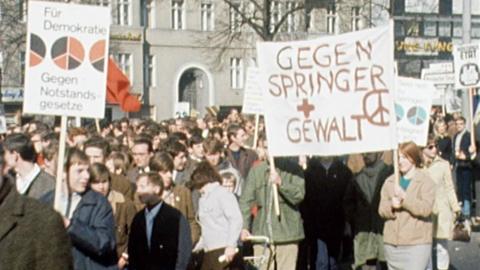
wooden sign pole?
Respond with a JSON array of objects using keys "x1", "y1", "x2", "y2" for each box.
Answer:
[
  {"x1": 252, "y1": 114, "x2": 260, "y2": 149},
  {"x1": 53, "y1": 115, "x2": 68, "y2": 212},
  {"x1": 268, "y1": 155, "x2": 281, "y2": 217}
]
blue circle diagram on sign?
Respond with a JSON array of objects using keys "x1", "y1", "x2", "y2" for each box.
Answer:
[
  {"x1": 395, "y1": 103, "x2": 404, "y2": 122},
  {"x1": 407, "y1": 106, "x2": 427, "y2": 125}
]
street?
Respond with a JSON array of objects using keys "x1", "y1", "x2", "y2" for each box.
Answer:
[{"x1": 448, "y1": 231, "x2": 480, "y2": 270}]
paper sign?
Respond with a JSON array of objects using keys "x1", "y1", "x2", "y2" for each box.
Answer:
[
  {"x1": 24, "y1": 1, "x2": 110, "y2": 118},
  {"x1": 395, "y1": 77, "x2": 435, "y2": 146},
  {"x1": 453, "y1": 43, "x2": 480, "y2": 90},
  {"x1": 242, "y1": 67, "x2": 264, "y2": 115},
  {"x1": 174, "y1": 102, "x2": 190, "y2": 118},
  {"x1": 257, "y1": 23, "x2": 397, "y2": 157}
]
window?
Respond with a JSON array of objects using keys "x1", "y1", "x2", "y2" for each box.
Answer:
[
  {"x1": 145, "y1": 55, "x2": 155, "y2": 87},
  {"x1": 115, "y1": 0, "x2": 131, "y2": 25},
  {"x1": 395, "y1": 21, "x2": 405, "y2": 36},
  {"x1": 326, "y1": 4, "x2": 336, "y2": 34},
  {"x1": 423, "y1": 21, "x2": 437, "y2": 37},
  {"x1": 229, "y1": 2, "x2": 242, "y2": 32},
  {"x1": 172, "y1": 0, "x2": 185, "y2": 30},
  {"x1": 19, "y1": 0, "x2": 27, "y2": 22},
  {"x1": 114, "y1": 54, "x2": 133, "y2": 84},
  {"x1": 351, "y1": 7, "x2": 361, "y2": 31},
  {"x1": 269, "y1": 1, "x2": 282, "y2": 33},
  {"x1": 20, "y1": 51, "x2": 25, "y2": 84},
  {"x1": 201, "y1": 2, "x2": 214, "y2": 31},
  {"x1": 286, "y1": 1, "x2": 298, "y2": 33},
  {"x1": 472, "y1": 23, "x2": 480, "y2": 38},
  {"x1": 438, "y1": 21, "x2": 451, "y2": 37},
  {"x1": 96, "y1": 0, "x2": 110, "y2": 6},
  {"x1": 453, "y1": 22, "x2": 463, "y2": 38},
  {"x1": 143, "y1": 0, "x2": 156, "y2": 28},
  {"x1": 230, "y1": 58, "x2": 244, "y2": 89}
]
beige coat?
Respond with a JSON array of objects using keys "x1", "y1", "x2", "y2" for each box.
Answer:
[
  {"x1": 379, "y1": 169, "x2": 435, "y2": 246},
  {"x1": 425, "y1": 156, "x2": 461, "y2": 239}
]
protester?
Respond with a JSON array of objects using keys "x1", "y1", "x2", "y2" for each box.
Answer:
[
  {"x1": 149, "y1": 151, "x2": 200, "y2": 244},
  {"x1": 379, "y1": 142, "x2": 435, "y2": 270},
  {"x1": 225, "y1": 124, "x2": 258, "y2": 179},
  {"x1": 85, "y1": 137, "x2": 134, "y2": 199},
  {"x1": 191, "y1": 161, "x2": 243, "y2": 270},
  {"x1": 43, "y1": 142, "x2": 59, "y2": 177},
  {"x1": 0, "y1": 142, "x2": 74, "y2": 269},
  {"x1": 452, "y1": 116, "x2": 475, "y2": 218},
  {"x1": 240, "y1": 156, "x2": 305, "y2": 270},
  {"x1": 204, "y1": 138, "x2": 243, "y2": 196},
  {"x1": 89, "y1": 163, "x2": 137, "y2": 269},
  {"x1": 422, "y1": 135, "x2": 461, "y2": 270},
  {"x1": 4, "y1": 133, "x2": 55, "y2": 199},
  {"x1": 166, "y1": 140, "x2": 191, "y2": 185},
  {"x1": 300, "y1": 156, "x2": 352, "y2": 270},
  {"x1": 343, "y1": 152, "x2": 392, "y2": 270},
  {"x1": 128, "y1": 172, "x2": 192, "y2": 270},
  {"x1": 433, "y1": 119, "x2": 452, "y2": 163},
  {"x1": 67, "y1": 127, "x2": 88, "y2": 149},
  {"x1": 43, "y1": 148, "x2": 118, "y2": 270},
  {"x1": 126, "y1": 136, "x2": 154, "y2": 184}
]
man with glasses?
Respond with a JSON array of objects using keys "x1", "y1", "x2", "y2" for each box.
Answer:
[
  {"x1": 452, "y1": 116, "x2": 475, "y2": 219},
  {"x1": 127, "y1": 136, "x2": 154, "y2": 185}
]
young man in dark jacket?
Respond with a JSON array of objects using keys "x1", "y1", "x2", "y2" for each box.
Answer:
[
  {"x1": 128, "y1": 172, "x2": 192, "y2": 270},
  {"x1": 43, "y1": 149, "x2": 118, "y2": 270}
]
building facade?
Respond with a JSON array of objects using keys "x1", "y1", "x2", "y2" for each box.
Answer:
[{"x1": 0, "y1": 0, "x2": 376, "y2": 121}]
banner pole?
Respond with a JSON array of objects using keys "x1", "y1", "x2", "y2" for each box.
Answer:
[
  {"x1": 252, "y1": 114, "x2": 260, "y2": 149},
  {"x1": 268, "y1": 155, "x2": 281, "y2": 217},
  {"x1": 95, "y1": 118, "x2": 101, "y2": 133},
  {"x1": 469, "y1": 88, "x2": 477, "y2": 152},
  {"x1": 54, "y1": 115, "x2": 68, "y2": 213},
  {"x1": 393, "y1": 149, "x2": 400, "y2": 187}
]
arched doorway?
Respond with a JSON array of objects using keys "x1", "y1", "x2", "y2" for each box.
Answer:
[{"x1": 178, "y1": 68, "x2": 209, "y2": 116}]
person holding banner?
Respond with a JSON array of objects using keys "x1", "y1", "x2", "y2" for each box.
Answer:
[
  {"x1": 239, "y1": 157, "x2": 305, "y2": 270},
  {"x1": 452, "y1": 116, "x2": 475, "y2": 218},
  {"x1": 379, "y1": 142, "x2": 435, "y2": 270},
  {"x1": 433, "y1": 119, "x2": 453, "y2": 164},
  {"x1": 422, "y1": 135, "x2": 460, "y2": 270}
]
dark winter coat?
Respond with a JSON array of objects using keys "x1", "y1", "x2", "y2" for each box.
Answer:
[
  {"x1": 43, "y1": 189, "x2": 118, "y2": 270},
  {"x1": 0, "y1": 179, "x2": 73, "y2": 270},
  {"x1": 25, "y1": 169, "x2": 55, "y2": 199}
]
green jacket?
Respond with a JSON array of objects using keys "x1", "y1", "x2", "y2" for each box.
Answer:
[{"x1": 239, "y1": 160, "x2": 305, "y2": 244}]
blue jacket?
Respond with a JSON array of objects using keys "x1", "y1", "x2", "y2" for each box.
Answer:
[{"x1": 43, "y1": 189, "x2": 118, "y2": 270}]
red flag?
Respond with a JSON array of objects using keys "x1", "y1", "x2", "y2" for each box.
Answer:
[{"x1": 106, "y1": 58, "x2": 141, "y2": 112}]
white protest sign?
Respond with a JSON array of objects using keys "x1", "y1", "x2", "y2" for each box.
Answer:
[
  {"x1": 257, "y1": 23, "x2": 397, "y2": 157},
  {"x1": 0, "y1": 105, "x2": 6, "y2": 134},
  {"x1": 24, "y1": 1, "x2": 110, "y2": 118},
  {"x1": 445, "y1": 87, "x2": 462, "y2": 113},
  {"x1": 395, "y1": 77, "x2": 435, "y2": 147},
  {"x1": 174, "y1": 102, "x2": 190, "y2": 118},
  {"x1": 242, "y1": 67, "x2": 264, "y2": 115},
  {"x1": 453, "y1": 43, "x2": 480, "y2": 90}
]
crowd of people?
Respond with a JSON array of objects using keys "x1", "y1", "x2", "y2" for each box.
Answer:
[{"x1": 0, "y1": 107, "x2": 478, "y2": 270}]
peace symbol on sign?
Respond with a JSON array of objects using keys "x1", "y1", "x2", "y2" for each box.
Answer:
[{"x1": 361, "y1": 89, "x2": 390, "y2": 126}]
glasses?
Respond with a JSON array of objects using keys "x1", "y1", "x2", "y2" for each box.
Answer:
[{"x1": 427, "y1": 144, "x2": 436, "y2": 150}]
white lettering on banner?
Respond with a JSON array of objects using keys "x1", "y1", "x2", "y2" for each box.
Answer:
[{"x1": 257, "y1": 23, "x2": 397, "y2": 157}]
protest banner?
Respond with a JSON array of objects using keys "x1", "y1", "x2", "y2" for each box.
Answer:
[
  {"x1": 256, "y1": 23, "x2": 397, "y2": 157},
  {"x1": 242, "y1": 67, "x2": 264, "y2": 115},
  {"x1": 453, "y1": 43, "x2": 480, "y2": 90},
  {"x1": 0, "y1": 105, "x2": 7, "y2": 134},
  {"x1": 24, "y1": 1, "x2": 110, "y2": 118},
  {"x1": 242, "y1": 67, "x2": 264, "y2": 148},
  {"x1": 395, "y1": 77, "x2": 435, "y2": 147},
  {"x1": 174, "y1": 102, "x2": 190, "y2": 118},
  {"x1": 25, "y1": 1, "x2": 110, "y2": 212}
]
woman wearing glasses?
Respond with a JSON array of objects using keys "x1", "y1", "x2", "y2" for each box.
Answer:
[
  {"x1": 422, "y1": 135, "x2": 460, "y2": 270},
  {"x1": 379, "y1": 142, "x2": 436, "y2": 270}
]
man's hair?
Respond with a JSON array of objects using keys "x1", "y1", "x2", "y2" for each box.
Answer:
[
  {"x1": 65, "y1": 148, "x2": 89, "y2": 171},
  {"x1": 137, "y1": 172, "x2": 164, "y2": 190},
  {"x1": 84, "y1": 136, "x2": 111, "y2": 157},
  {"x1": 190, "y1": 161, "x2": 222, "y2": 190},
  {"x1": 4, "y1": 133, "x2": 37, "y2": 163},
  {"x1": 166, "y1": 141, "x2": 188, "y2": 158},
  {"x1": 132, "y1": 135, "x2": 153, "y2": 153},
  {"x1": 150, "y1": 152, "x2": 174, "y2": 172},
  {"x1": 0, "y1": 143, "x2": 5, "y2": 167},
  {"x1": 107, "y1": 152, "x2": 129, "y2": 175},
  {"x1": 227, "y1": 124, "x2": 244, "y2": 143},
  {"x1": 170, "y1": 131, "x2": 188, "y2": 143},
  {"x1": 188, "y1": 134, "x2": 204, "y2": 148},
  {"x1": 203, "y1": 138, "x2": 224, "y2": 155},
  {"x1": 456, "y1": 116, "x2": 466, "y2": 123},
  {"x1": 89, "y1": 163, "x2": 111, "y2": 184},
  {"x1": 43, "y1": 143, "x2": 59, "y2": 161},
  {"x1": 67, "y1": 127, "x2": 87, "y2": 140}
]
